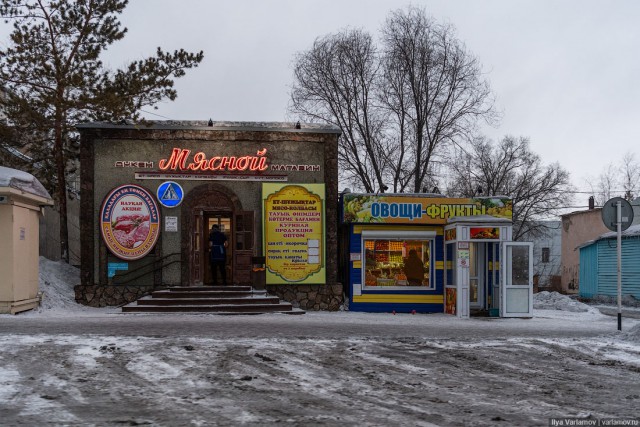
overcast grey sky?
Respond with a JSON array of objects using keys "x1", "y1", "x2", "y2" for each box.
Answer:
[{"x1": 38, "y1": 1, "x2": 640, "y2": 197}]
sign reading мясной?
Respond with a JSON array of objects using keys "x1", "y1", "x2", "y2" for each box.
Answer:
[
  {"x1": 263, "y1": 183, "x2": 325, "y2": 284},
  {"x1": 100, "y1": 184, "x2": 160, "y2": 261}
]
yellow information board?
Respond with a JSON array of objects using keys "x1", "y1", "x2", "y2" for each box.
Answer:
[{"x1": 263, "y1": 183, "x2": 325, "y2": 284}]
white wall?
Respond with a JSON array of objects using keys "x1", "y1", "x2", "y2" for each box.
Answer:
[
  {"x1": 632, "y1": 197, "x2": 640, "y2": 226},
  {"x1": 522, "y1": 221, "x2": 562, "y2": 288}
]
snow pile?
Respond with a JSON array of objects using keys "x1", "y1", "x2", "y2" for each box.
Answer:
[
  {"x1": 35, "y1": 256, "x2": 83, "y2": 313},
  {"x1": 0, "y1": 257, "x2": 117, "y2": 317},
  {"x1": 621, "y1": 323, "x2": 640, "y2": 342},
  {"x1": 28, "y1": 257, "x2": 118, "y2": 316},
  {"x1": 534, "y1": 291, "x2": 598, "y2": 313}
]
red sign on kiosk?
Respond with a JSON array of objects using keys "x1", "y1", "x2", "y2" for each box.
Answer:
[{"x1": 469, "y1": 227, "x2": 500, "y2": 240}]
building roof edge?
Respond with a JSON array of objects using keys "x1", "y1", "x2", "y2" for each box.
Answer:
[{"x1": 76, "y1": 120, "x2": 342, "y2": 134}]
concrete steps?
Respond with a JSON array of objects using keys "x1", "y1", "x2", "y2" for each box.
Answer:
[{"x1": 121, "y1": 285, "x2": 304, "y2": 315}]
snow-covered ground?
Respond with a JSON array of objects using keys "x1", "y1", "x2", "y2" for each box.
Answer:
[{"x1": 0, "y1": 258, "x2": 639, "y2": 425}]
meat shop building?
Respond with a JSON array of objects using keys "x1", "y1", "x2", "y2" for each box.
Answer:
[{"x1": 75, "y1": 121, "x2": 343, "y2": 310}]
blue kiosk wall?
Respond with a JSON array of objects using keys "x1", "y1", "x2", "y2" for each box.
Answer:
[{"x1": 345, "y1": 224, "x2": 445, "y2": 313}]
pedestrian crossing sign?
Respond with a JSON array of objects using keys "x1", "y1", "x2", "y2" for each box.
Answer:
[{"x1": 156, "y1": 181, "x2": 184, "y2": 208}]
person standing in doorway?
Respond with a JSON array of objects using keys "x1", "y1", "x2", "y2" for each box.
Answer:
[{"x1": 209, "y1": 224, "x2": 228, "y2": 286}]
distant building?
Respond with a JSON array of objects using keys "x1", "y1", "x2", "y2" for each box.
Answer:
[
  {"x1": 633, "y1": 197, "x2": 640, "y2": 226},
  {"x1": 560, "y1": 196, "x2": 640, "y2": 294},
  {"x1": 560, "y1": 206, "x2": 609, "y2": 294},
  {"x1": 521, "y1": 221, "x2": 562, "y2": 291}
]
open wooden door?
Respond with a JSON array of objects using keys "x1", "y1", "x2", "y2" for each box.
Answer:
[
  {"x1": 233, "y1": 211, "x2": 254, "y2": 285},
  {"x1": 192, "y1": 209, "x2": 204, "y2": 286}
]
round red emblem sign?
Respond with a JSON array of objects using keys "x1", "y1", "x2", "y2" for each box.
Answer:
[{"x1": 100, "y1": 184, "x2": 161, "y2": 260}]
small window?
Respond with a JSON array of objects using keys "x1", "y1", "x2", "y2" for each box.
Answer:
[{"x1": 541, "y1": 247, "x2": 550, "y2": 263}]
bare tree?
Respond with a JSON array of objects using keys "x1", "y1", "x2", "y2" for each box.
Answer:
[
  {"x1": 620, "y1": 152, "x2": 640, "y2": 200},
  {"x1": 289, "y1": 6, "x2": 496, "y2": 193},
  {"x1": 447, "y1": 136, "x2": 573, "y2": 240},
  {"x1": 587, "y1": 164, "x2": 619, "y2": 206},
  {"x1": 290, "y1": 30, "x2": 388, "y2": 193},
  {"x1": 585, "y1": 152, "x2": 640, "y2": 205},
  {"x1": 380, "y1": 7, "x2": 497, "y2": 193}
]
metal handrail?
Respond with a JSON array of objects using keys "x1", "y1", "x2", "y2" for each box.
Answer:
[{"x1": 111, "y1": 252, "x2": 182, "y2": 287}]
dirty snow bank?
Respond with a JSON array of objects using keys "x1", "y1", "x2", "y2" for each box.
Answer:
[
  {"x1": 621, "y1": 323, "x2": 640, "y2": 342},
  {"x1": 18, "y1": 257, "x2": 115, "y2": 316},
  {"x1": 534, "y1": 291, "x2": 599, "y2": 314},
  {"x1": 36, "y1": 256, "x2": 80, "y2": 312}
]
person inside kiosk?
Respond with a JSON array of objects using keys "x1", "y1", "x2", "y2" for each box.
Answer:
[{"x1": 403, "y1": 249, "x2": 426, "y2": 286}]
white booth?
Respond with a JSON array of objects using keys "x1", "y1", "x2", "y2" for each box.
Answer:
[{"x1": 444, "y1": 216, "x2": 533, "y2": 318}]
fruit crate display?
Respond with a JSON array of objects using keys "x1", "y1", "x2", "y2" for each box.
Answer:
[
  {"x1": 389, "y1": 253, "x2": 403, "y2": 263},
  {"x1": 365, "y1": 240, "x2": 405, "y2": 265},
  {"x1": 374, "y1": 252, "x2": 389, "y2": 263},
  {"x1": 389, "y1": 241, "x2": 403, "y2": 251},
  {"x1": 374, "y1": 240, "x2": 389, "y2": 251}
]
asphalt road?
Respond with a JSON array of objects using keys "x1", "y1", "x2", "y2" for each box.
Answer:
[{"x1": 0, "y1": 311, "x2": 638, "y2": 426}]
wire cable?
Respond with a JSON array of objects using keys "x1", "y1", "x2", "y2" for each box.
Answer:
[{"x1": 140, "y1": 109, "x2": 173, "y2": 120}]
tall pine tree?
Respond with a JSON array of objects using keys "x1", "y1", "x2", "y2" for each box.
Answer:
[{"x1": 0, "y1": 0, "x2": 203, "y2": 262}]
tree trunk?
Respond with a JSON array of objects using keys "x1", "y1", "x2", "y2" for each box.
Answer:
[{"x1": 54, "y1": 107, "x2": 69, "y2": 263}]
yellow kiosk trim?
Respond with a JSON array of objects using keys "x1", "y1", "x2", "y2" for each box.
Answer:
[{"x1": 352, "y1": 294, "x2": 444, "y2": 304}]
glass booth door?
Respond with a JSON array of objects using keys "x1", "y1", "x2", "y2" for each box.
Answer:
[{"x1": 500, "y1": 242, "x2": 534, "y2": 317}]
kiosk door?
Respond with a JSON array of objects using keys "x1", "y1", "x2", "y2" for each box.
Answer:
[
  {"x1": 469, "y1": 243, "x2": 485, "y2": 310},
  {"x1": 192, "y1": 210, "x2": 204, "y2": 286},
  {"x1": 500, "y1": 242, "x2": 533, "y2": 317}
]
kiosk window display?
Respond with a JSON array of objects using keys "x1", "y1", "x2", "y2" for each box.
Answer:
[
  {"x1": 340, "y1": 193, "x2": 533, "y2": 317},
  {"x1": 362, "y1": 237, "x2": 433, "y2": 288}
]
